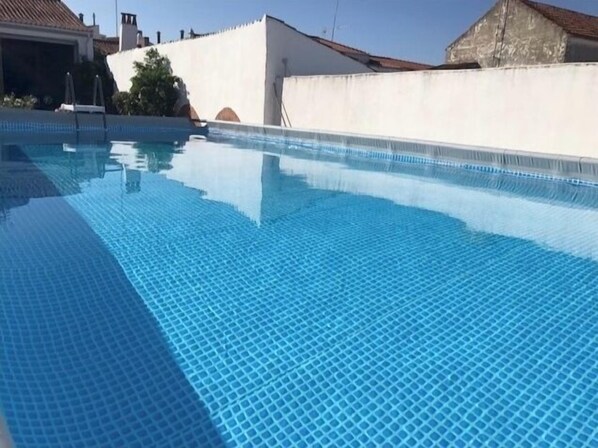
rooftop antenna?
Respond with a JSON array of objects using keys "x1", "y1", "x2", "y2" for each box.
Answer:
[
  {"x1": 115, "y1": 0, "x2": 119, "y2": 36},
  {"x1": 331, "y1": 0, "x2": 340, "y2": 41}
]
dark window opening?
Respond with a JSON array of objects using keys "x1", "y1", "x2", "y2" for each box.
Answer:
[{"x1": 1, "y1": 38, "x2": 75, "y2": 108}]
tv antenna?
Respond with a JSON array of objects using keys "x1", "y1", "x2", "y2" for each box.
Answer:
[
  {"x1": 331, "y1": 0, "x2": 341, "y2": 41},
  {"x1": 115, "y1": 0, "x2": 119, "y2": 36}
]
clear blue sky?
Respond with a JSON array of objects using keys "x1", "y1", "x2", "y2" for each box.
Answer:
[{"x1": 65, "y1": 0, "x2": 598, "y2": 64}]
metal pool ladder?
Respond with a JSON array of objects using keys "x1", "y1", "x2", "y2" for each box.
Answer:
[{"x1": 62, "y1": 73, "x2": 108, "y2": 136}]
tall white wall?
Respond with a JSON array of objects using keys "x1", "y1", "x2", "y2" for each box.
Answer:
[
  {"x1": 281, "y1": 64, "x2": 598, "y2": 158},
  {"x1": 108, "y1": 16, "x2": 371, "y2": 125},
  {"x1": 264, "y1": 17, "x2": 371, "y2": 125},
  {"x1": 108, "y1": 19, "x2": 268, "y2": 124}
]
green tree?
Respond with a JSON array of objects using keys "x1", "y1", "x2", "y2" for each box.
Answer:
[{"x1": 114, "y1": 49, "x2": 180, "y2": 117}]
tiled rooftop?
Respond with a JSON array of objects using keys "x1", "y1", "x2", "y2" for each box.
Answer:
[
  {"x1": 94, "y1": 37, "x2": 120, "y2": 56},
  {"x1": 311, "y1": 36, "x2": 432, "y2": 72},
  {"x1": 0, "y1": 0, "x2": 88, "y2": 32},
  {"x1": 523, "y1": 0, "x2": 598, "y2": 41}
]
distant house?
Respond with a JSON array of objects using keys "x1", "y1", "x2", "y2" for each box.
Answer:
[
  {"x1": 0, "y1": 0, "x2": 94, "y2": 100},
  {"x1": 446, "y1": 0, "x2": 598, "y2": 68},
  {"x1": 93, "y1": 37, "x2": 120, "y2": 57},
  {"x1": 310, "y1": 37, "x2": 432, "y2": 72}
]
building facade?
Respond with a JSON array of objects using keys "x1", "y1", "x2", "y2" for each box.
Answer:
[
  {"x1": 0, "y1": 0, "x2": 93, "y2": 101},
  {"x1": 446, "y1": 0, "x2": 598, "y2": 68}
]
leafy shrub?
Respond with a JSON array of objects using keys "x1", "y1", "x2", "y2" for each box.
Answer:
[
  {"x1": 113, "y1": 49, "x2": 181, "y2": 117},
  {"x1": 113, "y1": 91, "x2": 135, "y2": 116},
  {"x1": 1, "y1": 93, "x2": 38, "y2": 109}
]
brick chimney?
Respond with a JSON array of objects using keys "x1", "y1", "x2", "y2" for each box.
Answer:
[{"x1": 119, "y1": 13, "x2": 138, "y2": 51}]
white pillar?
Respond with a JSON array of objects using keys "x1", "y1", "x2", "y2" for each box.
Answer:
[{"x1": 119, "y1": 13, "x2": 138, "y2": 51}]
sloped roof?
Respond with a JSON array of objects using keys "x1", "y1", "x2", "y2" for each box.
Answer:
[
  {"x1": 311, "y1": 36, "x2": 432, "y2": 72},
  {"x1": 0, "y1": 0, "x2": 88, "y2": 32},
  {"x1": 430, "y1": 62, "x2": 482, "y2": 71},
  {"x1": 522, "y1": 0, "x2": 598, "y2": 41},
  {"x1": 368, "y1": 55, "x2": 433, "y2": 72},
  {"x1": 311, "y1": 37, "x2": 367, "y2": 59},
  {"x1": 94, "y1": 37, "x2": 120, "y2": 56}
]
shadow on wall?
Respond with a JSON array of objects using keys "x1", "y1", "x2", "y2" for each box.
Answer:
[
  {"x1": 175, "y1": 79, "x2": 200, "y2": 120},
  {"x1": 215, "y1": 107, "x2": 241, "y2": 122},
  {"x1": 0, "y1": 147, "x2": 226, "y2": 447},
  {"x1": 177, "y1": 103, "x2": 200, "y2": 120}
]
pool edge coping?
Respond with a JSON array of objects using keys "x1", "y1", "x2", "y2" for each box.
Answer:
[{"x1": 207, "y1": 121, "x2": 598, "y2": 185}]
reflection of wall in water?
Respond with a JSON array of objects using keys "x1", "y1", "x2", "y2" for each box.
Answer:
[
  {"x1": 123, "y1": 168, "x2": 142, "y2": 194},
  {"x1": 0, "y1": 144, "x2": 112, "y2": 219},
  {"x1": 260, "y1": 154, "x2": 338, "y2": 224},
  {"x1": 133, "y1": 142, "x2": 182, "y2": 173},
  {"x1": 62, "y1": 145, "x2": 112, "y2": 182}
]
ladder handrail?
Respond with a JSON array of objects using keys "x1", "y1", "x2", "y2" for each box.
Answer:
[
  {"x1": 64, "y1": 72, "x2": 76, "y2": 105},
  {"x1": 93, "y1": 75, "x2": 108, "y2": 138},
  {"x1": 64, "y1": 73, "x2": 108, "y2": 138},
  {"x1": 92, "y1": 75, "x2": 106, "y2": 108}
]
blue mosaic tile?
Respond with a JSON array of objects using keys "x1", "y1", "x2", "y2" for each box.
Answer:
[{"x1": 0, "y1": 140, "x2": 597, "y2": 447}]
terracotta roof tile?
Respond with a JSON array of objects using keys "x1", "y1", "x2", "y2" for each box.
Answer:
[
  {"x1": 311, "y1": 36, "x2": 432, "y2": 72},
  {"x1": 369, "y1": 55, "x2": 433, "y2": 71},
  {"x1": 0, "y1": 0, "x2": 88, "y2": 32},
  {"x1": 94, "y1": 37, "x2": 120, "y2": 56},
  {"x1": 522, "y1": 0, "x2": 598, "y2": 41}
]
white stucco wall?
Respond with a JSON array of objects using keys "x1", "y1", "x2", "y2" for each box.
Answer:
[
  {"x1": 281, "y1": 63, "x2": 598, "y2": 158},
  {"x1": 107, "y1": 16, "x2": 372, "y2": 125},
  {"x1": 263, "y1": 17, "x2": 371, "y2": 125},
  {"x1": 108, "y1": 19, "x2": 268, "y2": 124}
]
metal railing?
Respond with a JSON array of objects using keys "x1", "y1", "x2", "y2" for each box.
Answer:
[
  {"x1": 64, "y1": 73, "x2": 107, "y2": 135},
  {"x1": 64, "y1": 72, "x2": 76, "y2": 105}
]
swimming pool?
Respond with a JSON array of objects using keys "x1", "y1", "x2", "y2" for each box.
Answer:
[{"x1": 1, "y1": 134, "x2": 596, "y2": 447}]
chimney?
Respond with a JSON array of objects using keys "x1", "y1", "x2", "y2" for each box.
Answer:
[
  {"x1": 78, "y1": 13, "x2": 84, "y2": 23},
  {"x1": 119, "y1": 13, "x2": 139, "y2": 51},
  {"x1": 93, "y1": 13, "x2": 96, "y2": 26},
  {"x1": 137, "y1": 31, "x2": 144, "y2": 48},
  {"x1": 157, "y1": 31, "x2": 161, "y2": 44},
  {"x1": 180, "y1": 29, "x2": 184, "y2": 40},
  {"x1": 89, "y1": 24, "x2": 102, "y2": 39}
]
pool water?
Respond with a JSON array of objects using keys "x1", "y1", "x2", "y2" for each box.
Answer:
[{"x1": 0, "y1": 138, "x2": 597, "y2": 447}]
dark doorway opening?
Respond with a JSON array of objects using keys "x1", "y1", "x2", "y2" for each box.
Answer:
[{"x1": 2, "y1": 38, "x2": 75, "y2": 108}]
